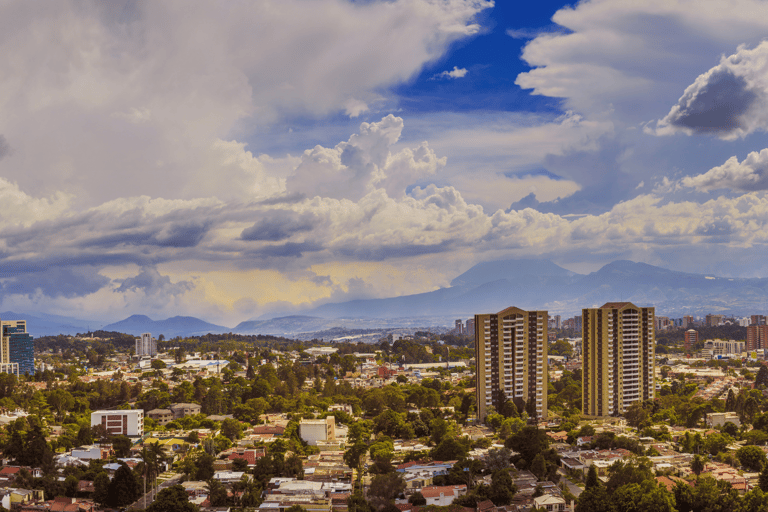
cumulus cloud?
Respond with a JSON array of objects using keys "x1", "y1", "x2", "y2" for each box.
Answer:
[
  {"x1": 0, "y1": 0, "x2": 492, "y2": 204},
  {"x1": 344, "y1": 99, "x2": 369, "y2": 118},
  {"x1": 433, "y1": 66, "x2": 468, "y2": 79},
  {"x1": 682, "y1": 149, "x2": 768, "y2": 191},
  {"x1": 652, "y1": 42, "x2": 768, "y2": 139},
  {"x1": 240, "y1": 211, "x2": 319, "y2": 242},
  {"x1": 286, "y1": 115, "x2": 446, "y2": 201},
  {"x1": 116, "y1": 267, "x2": 193, "y2": 296},
  {"x1": 515, "y1": 0, "x2": 768, "y2": 123},
  {"x1": 0, "y1": 266, "x2": 109, "y2": 298}
]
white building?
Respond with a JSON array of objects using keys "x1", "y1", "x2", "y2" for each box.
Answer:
[
  {"x1": 533, "y1": 494, "x2": 567, "y2": 511},
  {"x1": 421, "y1": 485, "x2": 467, "y2": 506},
  {"x1": 91, "y1": 409, "x2": 144, "y2": 437},
  {"x1": 135, "y1": 333, "x2": 157, "y2": 357},
  {"x1": 706, "y1": 412, "x2": 741, "y2": 428},
  {"x1": 71, "y1": 445, "x2": 105, "y2": 460},
  {"x1": 299, "y1": 417, "x2": 335, "y2": 446}
]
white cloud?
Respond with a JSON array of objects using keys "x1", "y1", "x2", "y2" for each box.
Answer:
[
  {"x1": 682, "y1": 149, "x2": 768, "y2": 191},
  {"x1": 651, "y1": 42, "x2": 768, "y2": 140},
  {"x1": 286, "y1": 115, "x2": 445, "y2": 201},
  {"x1": 344, "y1": 99, "x2": 369, "y2": 118},
  {"x1": 0, "y1": 0, "x2": 492, "y2": 205},
  {"x1": 433, "y1": 66, "x2": 468, "y2": 79},
  {"x1": 515, "y1": 0, "x2": 768, "y2": 123}
]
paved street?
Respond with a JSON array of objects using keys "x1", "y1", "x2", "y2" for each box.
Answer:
[
  {"x1": 127, "y1": 473, "x2": 183, "y2": 510},
  {"x1": 557, "y1": 468, "x2": 582, "y2": 498}
]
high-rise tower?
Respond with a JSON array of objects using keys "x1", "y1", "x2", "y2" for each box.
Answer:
[
  {"x1": 0, "y1": 320, "x2": 34, "y2": 376},
  {"x1": 582, "y1": 302, "x2": 655, "y2": 417},
  {"x1": 475, "y1": 307, "x2": 547, "y2": 421}
]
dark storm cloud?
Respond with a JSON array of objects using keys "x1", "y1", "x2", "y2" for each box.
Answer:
[
  {"x1": 1, "y1": 266, "x2": 109, "y2": 298},
  {"x1": 335, "y1": 241, "x2": 453, "y2": 261},
  {"x1": 240, "y1": 211, "x2": 318, "y2": 241},
  {"x1": 246, "y1": 242, "x2": 323, "y2": 258},
  {"x1": 665, "y1": 69, "x2": 757, "y2": 135},
  {"x1": 116, "y1": 267, "x2": 193, "y2": 294},
  {"x1": 153, "y1": 222, "x2": 209, "y2": 248}
]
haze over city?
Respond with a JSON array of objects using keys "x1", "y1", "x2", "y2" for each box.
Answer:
[{"x1": 3, "y1": 0, "x2": 768, "y2": 326}]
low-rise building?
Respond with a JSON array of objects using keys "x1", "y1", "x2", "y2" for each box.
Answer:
[
  {"x1": 420, "y1": 485, "x2": 467, "y2": 506},
  {"x1": 91, "y1": 410, "x2": 144, "y2": 437},
  {"x1": 706, "y1": 412, "x2": 741, "y2": 428},
  {"x1": 147, "y1": 408, "x2": 173, "y2": 425},
  {"x1": 170, "y1": 403, "x2": 202, "y2": 419},
  {"x1": 299, "y1": 417, "x2": 336, "y2": 446}
]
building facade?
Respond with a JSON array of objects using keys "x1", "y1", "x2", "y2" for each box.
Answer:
[
  {"x1": 91, "y1": 410, "x2": 144, "y2": 437},
  {"x1": 135, "y1": 332, "x2": 157, "y2": 357},
  {"x1": 0, "y1": 320, "x2": 33, "y2": 376},
  {"x1": 299, "y1": 416, "x2": 336, "y2": 446},
  {"x1": 582, "y1": 302, "x2": 655, "y2": 417},
  {"x1": 747, "y1": 325, "x2": 768, "y2": 352},
  {"x1": 474, "y1": 306, "x2": 547, "y2": 421},
  {"x1": 684, "y1": 329, "x2": 698, "y2": 354}
]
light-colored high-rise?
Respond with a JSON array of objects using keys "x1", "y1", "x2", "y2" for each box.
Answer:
[
  {"x1": 0, "y1": 320, "x2": 33, "y2": 376},
  {"x1": 582, "y1": 302, "x2": 655, "y2": 417},
  {"x1": 135, "y1": 332, "x2": 157, "y2": 357},
  {"x1": 475, "y1": 307, "x2": 547, "y2": 421}
]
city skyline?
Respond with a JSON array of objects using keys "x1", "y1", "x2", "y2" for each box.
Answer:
[{"x1": 3, "y1": 1, "x2": 768, "y2": 325}]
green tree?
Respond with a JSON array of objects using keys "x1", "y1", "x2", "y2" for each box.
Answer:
[
  {"x1": 575, "y1": 485, "x2": 610, "y2": 512},
  {"x1": 489, "y1": 469, "x2": 516, "y2": 506},
  {"x1": 739, "y1": 488, "x2": 768, "y2": 512},
  {"x1": 530, "y1": 453, "x2": 547, "y2": 481},
  {"x1": 610, "y1": 481, "x2": 675, "y2": 512},
  {"x1": 506, "y1": 426, "x2": 550, "y2": 467},
  {"x1": 737, "y1": 445, "x2": 767, "y2": 472},
  {"x1": 408, "y1": 492, "x2": 426, "y2": 506},
  {"x1": 760, "y1": 463, "x2": 768, "y2": 492},
  {"x1": 93, "y1": 472, "x2": 110, "y2": 505},
  {"x1": 147, "y1": 484, "x2": 200, "y2": 512},
  {"x1": 221, "y1": 418, "x2": 244, "y2": 441},
  {"x1": 112, "y1": 435, "x2": 133, "y2": 458},
  {"x1": 232, "y1": 457, "x2": 249, "y2": 471},
  {"x1": 368, "y1": 472, "x2": 405, "y2": 509},
  {"x1": 606, "y1": 459, "x2": 653, "y2": 493},
  {"x1": 585, "y1": 465, "x2": 599, "y2": 490},
  {"x1": 108, "y1": 463, "x2": 140, "y2": 508},
  {"x1": 431, "y1": 436, "x2": 469, "y2": 461},
  {"x1": 196, "y1": 451, "x2": 215, "y2": 481},
  {"x1": 691, "y1": 454, "x2": 705, "y2": 477},
  {"x1": 207, "y1": 479, "x2": 228, "y2": 506},
  {"x1": 756, "y1": 366, "x2": 768, "y2": 389}
]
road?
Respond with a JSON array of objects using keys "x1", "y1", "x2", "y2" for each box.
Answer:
[
  {"x1": 127, "y1": 473, "x2": 183, "y2": 510},
  {"x1": 557, "y1": 469, "x2": 584, "y2": 498}
]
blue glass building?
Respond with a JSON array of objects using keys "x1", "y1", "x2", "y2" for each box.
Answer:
[{"x1": 3, "y1": 322, "x2": 34, "y2": 376}]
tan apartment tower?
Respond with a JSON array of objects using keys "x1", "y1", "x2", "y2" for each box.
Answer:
[
  {"x1": 747, "y1": 325, "x2": 768, "y2": 351},
  {"x1": 475, "y1": 307, "x2": 547, "y2": 421},
  {"x1": 684, "y1": 329, "x2": 698, "y2": 355},
  {"x1": 582, "y1": 302, "x2": 655, "y2": 417}
]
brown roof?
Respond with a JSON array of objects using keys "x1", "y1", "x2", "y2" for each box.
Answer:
[
  {"x1": 600, "y1": 302, "x2": 633, "y2": 310},
  {"x1": 477, "y1": 500, "x2": 496, "y2": 512}
]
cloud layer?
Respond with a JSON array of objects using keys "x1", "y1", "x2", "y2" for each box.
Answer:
[
  {"x1": 5, "y1": 0, "x2": 768, "y2": 324},
  {"x1": 653, "y1": 42, "x2": 768, "y2": 140}
]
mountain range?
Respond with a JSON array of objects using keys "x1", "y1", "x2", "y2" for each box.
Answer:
[{"x1": 21, "y1": 259, "x2": 768, "y2": 337}]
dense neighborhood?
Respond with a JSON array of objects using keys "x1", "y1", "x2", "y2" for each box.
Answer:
[{"x1": 0, "y1": 311, "x2": 765, "y2": 512}]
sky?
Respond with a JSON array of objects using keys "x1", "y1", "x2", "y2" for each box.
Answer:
[{"x1": 3, "y1": 0, "x2": 768, "y2": 325}]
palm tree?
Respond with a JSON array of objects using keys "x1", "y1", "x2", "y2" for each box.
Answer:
[
  {"x1": 148, "y1": 441, "x2": 164, "y2": 495},
  {"x1": 139, "y1": 447, "x2": 149, "y2": 509}
]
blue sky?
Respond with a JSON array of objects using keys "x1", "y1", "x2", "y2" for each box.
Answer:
[{"x1": 2, "y1": 0, "x2": 768, "y2": 324}]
